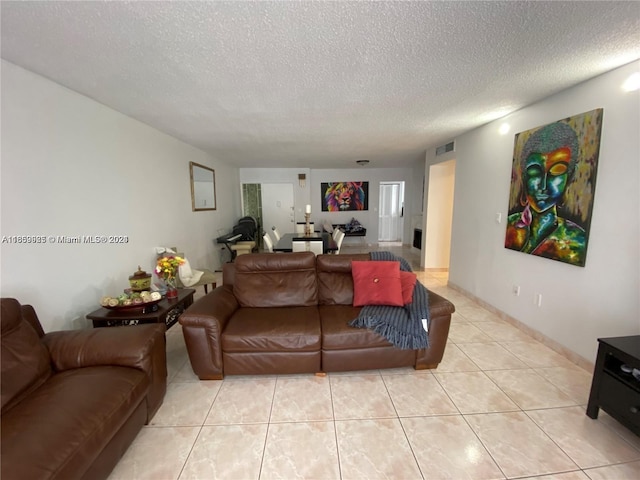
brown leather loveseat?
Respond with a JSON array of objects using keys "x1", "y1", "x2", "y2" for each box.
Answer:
[
  {"x1": 1, "y1": 298, "x2": 167, "y2": 480},
  {"x1": 180, "y1": 252, "x2": 455, "y2": 379}
]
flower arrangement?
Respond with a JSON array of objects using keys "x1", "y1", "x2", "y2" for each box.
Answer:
[{"x1": 155, "y1": 255, "x2": 185, "y2": 284}]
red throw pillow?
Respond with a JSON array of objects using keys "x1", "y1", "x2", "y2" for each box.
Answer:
[
  {"x1": 352, "y1": 261, "x2": 403, "y2": 307},
  {"x1": 400, "y1": 271, "x2": 417, "y2": 305}
]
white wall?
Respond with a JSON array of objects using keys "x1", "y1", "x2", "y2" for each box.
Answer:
[
  {"x1": 239, "y1": 168, "x2": 310, "y2": 223},
  {"x1": 425, "y1": 160, "x2": 455, "y2": 269},
  {"x1": 443, "y1": 61, "x2": 640, "y2": 363},
  {"x1": 0, "y1": 61, "x2": 241, "y2": 332}
]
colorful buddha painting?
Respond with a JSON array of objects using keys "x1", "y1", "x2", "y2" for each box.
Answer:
[{"x1": 505, "y1": 109, "x2": 603, "y2": 267}]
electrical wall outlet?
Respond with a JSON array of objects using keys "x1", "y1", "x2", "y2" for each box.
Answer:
[
  {"x1": 512, "y1": 285, "x2": 520, "y2": 296},
  {"x1": 535, "y1": 293, "x2": 543, "y2": 307}
]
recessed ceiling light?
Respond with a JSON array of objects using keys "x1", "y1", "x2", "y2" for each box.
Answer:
[{"x1": 356, "y1": 159, "x2": 370, "y2": 166}]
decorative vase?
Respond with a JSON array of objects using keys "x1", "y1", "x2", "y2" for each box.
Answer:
[{"x1": 165, "y1": 276, "x2": 178, "y2": 299}]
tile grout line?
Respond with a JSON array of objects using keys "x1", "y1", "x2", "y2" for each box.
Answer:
[
  {"x1": 380, "y1": 374, "x2": 426, "y2": 480},
  {"x1": 327, "y1": 374, "x2": 343, "y2": 480},
  {"x1": 257, "y1": 376, "x2": 279, "y2": 479}
]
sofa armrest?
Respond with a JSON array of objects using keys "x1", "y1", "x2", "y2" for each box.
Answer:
[
  {"x1": 43, "y1": 323, "x2": 167, "y2": 420},
  {"x1": 415, "y1": 290, "x2": 455, "y2": 369},
  {"x1": 179, "y1": 285, "x2": 238, "y2": 379}
]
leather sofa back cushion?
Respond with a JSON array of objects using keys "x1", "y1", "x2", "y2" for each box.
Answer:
[
  {"x1": 233, "y1": 252, "x2": 318, "y2": 307},
  {"x1": 317, "y1": 253, "x2": 370, "y2": 305},
  {"x1": 1, "y1": 298, "x2": 52, "y2": 413}
]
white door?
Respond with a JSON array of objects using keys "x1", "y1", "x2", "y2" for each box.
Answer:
[
  {"x1": 261, "y1": 183, "x2": 295, "y2": 238},
  {"x1": 378, "y1": 182, "x2": 404, "y2": 242}
]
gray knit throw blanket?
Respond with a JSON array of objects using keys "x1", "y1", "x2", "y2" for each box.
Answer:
[{"x1": 349, "y1": 251, "x2": 430, "y2": 350}]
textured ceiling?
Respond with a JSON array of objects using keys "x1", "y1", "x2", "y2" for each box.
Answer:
[{"x1": 1, "y1": 1, "x2": 639, "y2": 168}]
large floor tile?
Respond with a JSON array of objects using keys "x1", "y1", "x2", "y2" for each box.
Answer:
[
  {"x1": 520, "y1": 472, "x2": 589, "y2": 479},
  {"x1": 150, "y1": 381, "x2": 221, "y2": 426},
  {"x1": 205, "y1": 377, "x2": 276, "y2": 424},
  {"x1": 437, "y1": 343, "x2": 481, "y2": 372},
  {"x1": 435, "y1": 371, "x2": 519, "y2": 414},
  {"x1": 583, "y1": 461, "x2": 640, "y2": 479},
  {"x1": 336, "y1": 418, "x2": 422, "y2": 479},
  {"x1": 330, "y1": 374, "x2": 396, "y2": 420},
  {"x1": 378, "y1": 365, "x2": 433, "y2": 375},
  {"x1": 527, "y1": 406, "x2": 640, "y2": 468},
  {"x1": 328, "y1": 369, "x2": 381, "y2": 377},
  {"x1": 474, "y1": 321, "x2": 533, "y2": 342},
  {"x1": 401, "y1": 415, "x2": 504, "y2": 479},
  {"x1": 457, "y1": 342, "x2": 529, "y2": 370},
  {"x1": 429, "y1": 287, "x2": 473, "y2": 307},
  {"x1": 500, "y1": 341, "x2": 577, "y2": 368},
  {"x1": 107, "y1": 426, "x2": 200, "y2": 480},
  {"x1": 455, "y1": 304, "x2": 502, "y2": 322},
  {"x1": 486, "y1": 369, "x2": 576, "y2": 410},
  {"x1": 270, "y1": 376, "x2": 333, "y2": 422},
  {"x1": 465, "y1": 412, "x2": 578, "y2": 478},
  {"x1": 179, "y1": 424, "x2": 267, "y2": 480},
  {"x1": 450, "y1": 311, "x2": 470, "y2": 324},
  {"x1": 170, "y1": 359, "x2": 201, "y2": 383},
  {"x1": 166, "y1": 342, "x2": 191, "y2": 382},
  {"x1": 449, "y1": 323, "x2": 495, "y2": 343},
  {"x1": 382, "y1": 373, "x2": 458, "y2": 416},
  {"x1": 421, "y1": 276, "x2": 449, "y2": 289},
  {"x1": 260, "y1": 421, "x2": 340, "y2": 479},
  {"x1": 535, "y1": 366, "x2": 593, "y2": 405}
]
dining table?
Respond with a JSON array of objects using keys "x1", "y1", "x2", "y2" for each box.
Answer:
[{"x1": 273, "y1": 232, "x2": 338, "y2": 254}]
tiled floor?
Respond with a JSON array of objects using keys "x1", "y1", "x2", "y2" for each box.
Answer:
[{"x1": 108, "y1": 245, "x2": 640, "y2": 480}]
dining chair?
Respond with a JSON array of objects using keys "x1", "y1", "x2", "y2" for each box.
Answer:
[
  {"x1": 262, "y1": 233, "x2": 274, "y2": 253},
  {"x1": 295, "y1": 222, "x2": 314, "y2": 234},
  {"x1": 334, "y1": 230, "x2": 345, "y2": 254},
  {"x1": 271, "y1": 226, "x2": 281, "y2": 242},
  {"x1": 332, "y1": 227, "x2": 342, "y2": 240},
  {"x1": 292, "y1": 239, "x2": 323, "y2": 255}
]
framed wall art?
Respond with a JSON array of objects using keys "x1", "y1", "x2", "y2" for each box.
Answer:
[
  {"x1": 504, "y1": 108, "x2": 603, "y2": 267},
  {"x1": 321, "y1": 182, "x2": 369, "y2": 211}
]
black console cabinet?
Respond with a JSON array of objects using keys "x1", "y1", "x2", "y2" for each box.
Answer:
[{"x1": 587, "y1": 335, "x2": 640, "y2": 436}]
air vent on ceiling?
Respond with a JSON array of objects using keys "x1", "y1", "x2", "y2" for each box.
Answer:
[{"x1": 435, "y1": 141, "x2": 455, "y2": 156}]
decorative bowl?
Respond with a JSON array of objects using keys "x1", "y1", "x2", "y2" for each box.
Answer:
[{"x1": 103, "y1": 298, "x2": 161, "y2": 312}]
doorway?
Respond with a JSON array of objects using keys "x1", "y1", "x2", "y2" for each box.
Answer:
[
  {"x1": 425, "y1": 160, "x2": 455, "y2": 269},
  {"x1": 378, "y1": 182, "x2": 405, "y2": 242},
  {"x1": 259, "y1": 183, "x2": 295, "y2": 238}
]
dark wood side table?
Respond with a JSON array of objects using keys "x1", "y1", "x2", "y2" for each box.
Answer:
[
  {"x1": 586, "y1": 335, "x2": 640, "y2": 436},
  {"x1": 87, "y1": 288, "x2": 195, "y2": 330}
]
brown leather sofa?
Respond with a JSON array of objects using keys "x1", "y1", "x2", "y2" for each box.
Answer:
[
  {"x1": 180, "y1": 252, "x2": 455, "y2": 380},
  {"x1": 1, "y1": 298, "x2": 167, "y2": 480}
]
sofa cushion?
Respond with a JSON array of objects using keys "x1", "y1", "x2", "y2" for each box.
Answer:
[
  {"x1": 0, "y1": 366, "x2": 148, "y2": 480},
  {"x1": 351, "y1": 261, "x2": 403, "y2": 307},
  {"x1": 316, "y1": 253, "x2": 370, "y2": 305},
  {"x1": 222, "y1": 306, "x2": 321, "y2": 353},
  {"x1": 233, "y1": 252, "x2": 318, "y2": 307},
  {"x1": 1, "y1": 298, "x2": 52, "y2": 414},
  {"x1": 319, "y1": 305, "x2": 393, "y2": 350}
]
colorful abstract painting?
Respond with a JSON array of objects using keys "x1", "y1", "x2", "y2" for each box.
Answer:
[
  {"x1": 321, "y1": 182, "x2": 369, "y2": 211},
  {"x1": 504, "y1": 108, "x2": 603, "y2": 267}
]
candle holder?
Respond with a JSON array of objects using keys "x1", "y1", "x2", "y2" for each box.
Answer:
[{"x1": 304, "y1": 212, "x2": 312, "y2": 236}]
